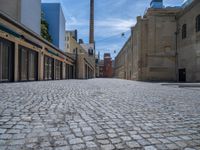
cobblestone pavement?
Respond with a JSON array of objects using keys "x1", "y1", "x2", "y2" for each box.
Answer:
[{"x1": 0, "y1": 79, "x2": 200, "y2": 150}]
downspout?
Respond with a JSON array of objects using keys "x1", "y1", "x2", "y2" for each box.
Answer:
[
  {"x1": 75, "y1": 48, "x2": 78, "y2": 79},
  {"x1": 175, "y1": 16, "x2": 179, "y2": 82},
  {"x1": 131, "y1": 28, "x2": 134, "y2": 80}
]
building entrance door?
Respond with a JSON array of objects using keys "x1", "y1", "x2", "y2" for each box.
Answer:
[
  {"x1": 44, "y1": 56, "x2": 54, "y2": 80},
  {"x1": 55, "y1": 60, "x2": 62, "y2": 80},
  {"x1": 71, "y1": 65, "x2": 74, "y2": 79},
  {"x1": 179, "y1": 68, "x2": 186, "y2": 82},
  {"x1": 65, "y1": 64, "x2": 69, "y2": 79},
  {"x1": 19, "y1": 46, "x2": 38, "y2": 81},
  {"x1": 0, "y1": 38, "x2": 14, "y2": 82}
]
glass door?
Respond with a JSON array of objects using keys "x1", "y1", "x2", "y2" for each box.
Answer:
[
  {"x1": 19, "y1": 47, "x2": 28, "y2": 81},
  {"x1": 0, "y1": 38, "x2": 14, "y2": 82},
  {"x1": 29, "y1": 50, "x2": 38, "y2": 81},
  {"x1": 19, "y1": 46, "x2": 38, "y2": 81},
  {"x1": 48, "y1": 57, "x2": 54, "y2": 80},
  {"x1": 44, "y1": 56, "x2": 54, "y2": 80},
  {"x1": 55, "y1": 60, "x2": 61, "y2": 80},
  {"x1": 65, "y1": 64, "x2": 69, "y2": 79},
  {"x1": 44, "y1": 56, "x2": 48, "y2": 80}
]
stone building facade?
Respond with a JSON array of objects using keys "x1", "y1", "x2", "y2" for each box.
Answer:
[
  {"x1": 65, "y1": 31, "x2": 95, "y2": 79},
  {"x1": 65, "y1": 30, "x2": 77, "y2": 53},
  {"x1": 115, "y1": 37, "x2": 131, "y2": 79},
  {"x1": 177, "y1": 1, "x2": 200, "y2": 82},
  {"x1": 115, "y1": 0, "x2": 200, "y2": 82}
]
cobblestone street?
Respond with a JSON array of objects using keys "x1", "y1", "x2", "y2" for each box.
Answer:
[{"x1": 0, "y1": 79, "x2": 200, "y2": 150}]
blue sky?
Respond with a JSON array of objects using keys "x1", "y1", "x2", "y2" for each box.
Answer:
[{"x1": 42, "y1": 0, "x2": 186, "y2": 59}]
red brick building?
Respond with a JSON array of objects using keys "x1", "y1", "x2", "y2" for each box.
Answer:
[
  {"x1": 103, "y1": 53, "x2": 113, "y2": 78},
  {"x1": 98, "y1": 53, "x2": 113, "y2": 78}
]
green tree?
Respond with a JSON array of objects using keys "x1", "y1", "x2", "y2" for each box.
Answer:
[{"x1": 41, "y1": 12, "x2": 52, "y2": 43}]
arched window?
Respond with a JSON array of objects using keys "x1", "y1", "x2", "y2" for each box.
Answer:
[
  {"x1": 196, "y1": 15, "x2": 200, "y2": 32},
  {"x1": 182, "y1": 24, "x2": 187, "y2": 39}
]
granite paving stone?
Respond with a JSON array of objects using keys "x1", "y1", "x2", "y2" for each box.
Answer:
[{"x1": 0, "y1": 79, "x2": 200, "y2": 149}]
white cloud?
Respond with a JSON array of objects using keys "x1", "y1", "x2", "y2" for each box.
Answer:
[
  {"x1": 96, "y1": 18, "x2": 135, "y2": 31},
  {"x1": 66, "y1": 17, "x2": 135, "y2": 38}
]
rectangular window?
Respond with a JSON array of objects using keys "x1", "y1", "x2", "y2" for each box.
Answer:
[
  {"x1": 196, "y1": 15, "x2": 200, "y2": 32},
  {"x1": 182, "y1": 24, "x2": 187, "y2": 39}
]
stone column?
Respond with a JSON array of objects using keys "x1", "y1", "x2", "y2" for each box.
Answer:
[
  {"x1": 38, "y1": 49, "x2": 44, "y2": 81},
  {"x1": 77, "y1": 53, "x2": 85, "y2": 79},
  {"x1": 62, "y1": 62, "x2": 66, "y2": 80},
  {"x1": 14, "y1": 42, "x2": 19, "y2": 82}
]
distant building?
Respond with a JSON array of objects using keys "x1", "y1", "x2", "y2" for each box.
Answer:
[
  {"x1": 99, "y1": 60, "x2": 104, "y2": 78},
  {"x1": 64, "y1": 30, "x2": 95, "y2": 79},
  {"x1": 115, "y1": 37, "x2": 131, "y2": 79},
  {"x1": 103, "y1": 53, "x2": 113, "y2": 78},
  {"x1": 99, "y1": 53, "x2": 113, "y2": 78},
  {"x1": 95, "y1": 53, "x2": 100, "y2": 78},
  {"x1": 0, "y1": 0, "x2": 41, "y2": 34},
  {"x1": 80, "y1": 43, "x2": 95, "y2": 56},
  {"x1": 98, "y1": 53, "x2": 113, "y2": 78},
  {"x1": 42, "y1": 3, "x2": 66, "y2": 51},
  {"x1": 65, "y1": 30, "x2": 77, "y2": 53}
]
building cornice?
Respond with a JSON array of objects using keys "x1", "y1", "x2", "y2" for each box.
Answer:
[{"x1": 177, "y1": 0, "x2": 199, "y2": 18}]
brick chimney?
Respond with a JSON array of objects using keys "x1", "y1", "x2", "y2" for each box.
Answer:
[{"x1": 89, "y1": 0, "x2": 94, "y2": 44}]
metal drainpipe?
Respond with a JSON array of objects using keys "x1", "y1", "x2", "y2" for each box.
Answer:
[
  {"x1": 75, "y1": 48, "x2": 78, "y2": 79},
  {"x1": 175, "y1": 16, "x2": 179, "y2": 82}
]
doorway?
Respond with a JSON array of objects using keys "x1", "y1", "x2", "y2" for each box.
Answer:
[
  {"x1": 0, "y1": 38, "x2": 14, "y2": 82},
  {"x1": 179, "y1": 68, "x2": 186, "y2": 82},
  {"x1": 19, "y1": 46, "x2": 38, "y2": 81},
  {"x1": 44, "y1": 55, "x2": 54, "y2": 80}
]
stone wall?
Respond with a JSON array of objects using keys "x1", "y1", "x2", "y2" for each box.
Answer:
[
  {"x1": 177, "y1": 0, "x2": 200, "y2": 82},
  {"x1": 115, "y1": 1, "x2": 200, "y2": 82}
]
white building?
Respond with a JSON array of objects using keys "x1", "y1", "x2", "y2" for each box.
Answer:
[{"x1": 0, "y1": 0, "x2": 41, "y2": 35}]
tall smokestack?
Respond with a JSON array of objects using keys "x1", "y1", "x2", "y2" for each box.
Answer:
[{"x1": 89, "y1": 0, "x2": 94, "y2": 44}]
